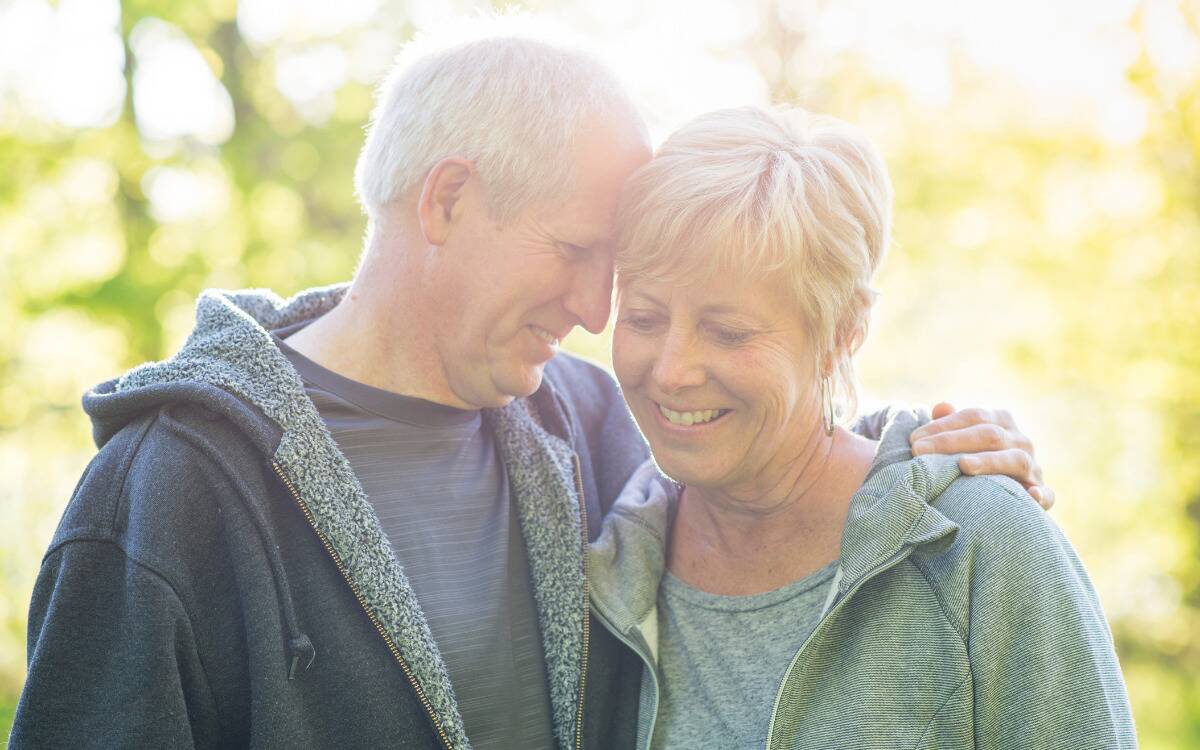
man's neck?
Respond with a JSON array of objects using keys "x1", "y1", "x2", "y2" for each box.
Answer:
[
  {"x1": 284, "y1": 242, "x2": 470, "y2": 409},
  {"x1": 667, "y1": 428, "x2": 878, "y2": 596}
]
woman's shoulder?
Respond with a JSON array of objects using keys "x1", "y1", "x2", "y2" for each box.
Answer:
[
  {"x1": 916, "y1": 468, "x2": 1102, "y2": 620},
  {"x1": 911, "y1": 467, "x2": 1133, "y2": 747},
  {"x1": 927, "y1": 469, "x2": 1058, "y2": 553}
]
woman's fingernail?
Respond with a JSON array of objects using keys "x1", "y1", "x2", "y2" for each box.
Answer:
[
  {"x1": 913, "y1": 439, "x2": 931, "y2": 454},
  {"x1": 961, "y1": 456, "x2": 980, "y2": 471}
]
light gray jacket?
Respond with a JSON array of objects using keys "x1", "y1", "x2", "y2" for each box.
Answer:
[{"x1": 588, "y1": 408, "x2": 1137, "y2": 749}]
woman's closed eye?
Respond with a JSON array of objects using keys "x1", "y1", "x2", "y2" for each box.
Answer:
[
  {"x1": 619, "y1": 312, "x2": 662, "y2": 333},
  {"x1": 707, "y1": 324, "x2": 754, "y2": 346}
]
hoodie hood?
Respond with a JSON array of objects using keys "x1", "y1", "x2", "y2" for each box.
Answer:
[
  {"x1": 82, "y1": 285, "x2": 591, "y2": 750},
  {"x1": 588, "y1": 407, "x2": 962, "y2": 636},
  {"x1": 84, "y1": 284, "x2": 347, "y2": 450}
]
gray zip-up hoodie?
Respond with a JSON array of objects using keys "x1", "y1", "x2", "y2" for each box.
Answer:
[
  {"x1": 11, "y1": 285, "x2": 649, "y2": 749},
  {"x1": 588, "y1": 408, "x2": 1137, "y2": 749}
]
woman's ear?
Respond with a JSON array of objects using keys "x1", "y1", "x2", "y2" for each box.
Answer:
[{"x1": 417, "y1": 157, "x2": 474, "y2": 246}]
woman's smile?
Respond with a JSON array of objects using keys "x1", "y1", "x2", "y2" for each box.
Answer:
[{"x1": 652, "y1": 401, "x2": 733, "y2": 431}]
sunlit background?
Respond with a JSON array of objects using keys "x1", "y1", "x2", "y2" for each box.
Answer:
[{"x1": 1, "y1": 0, "x2": 1198, "y2": 745}]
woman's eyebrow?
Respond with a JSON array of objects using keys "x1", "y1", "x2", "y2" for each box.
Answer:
[
  {"x1": 624, "y1": 289, "x2": 667, "y2": 307},
  {"x1": 697, "y1": 303, "x2": 764, "y2": 321}
]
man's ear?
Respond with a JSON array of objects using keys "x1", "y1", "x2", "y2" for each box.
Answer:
[{"x1": 417, "y1": 157, "x2": 474, "y2": 246}]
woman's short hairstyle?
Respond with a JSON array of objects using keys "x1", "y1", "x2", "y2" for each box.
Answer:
[
  {"x1": 615, "y1": 105, "x2": 893, "y2": 420},
  {"x1": 354, "y1": 23, "x2": 642, "y2": 224}
]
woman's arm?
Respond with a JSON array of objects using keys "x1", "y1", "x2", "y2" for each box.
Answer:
[{"x1": 960, "y1": 478, "x2": 1136, "y2": 749}]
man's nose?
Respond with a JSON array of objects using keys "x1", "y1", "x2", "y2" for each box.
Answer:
[
  {"x1": 564, "y1": 253, "x2": 615, "y2": 335},
  {"x1": 651, "y1": 329, "x2": 706, "y2": 393}
]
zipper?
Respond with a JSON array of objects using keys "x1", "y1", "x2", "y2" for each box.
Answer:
[
  {"x1": 271, "y1": 460, "x2": 453, "y2": 750},
  {"x1": 763, "y1": 548, "x2": 914, "y2": 750},
  {"x1": 572, "y1": 453, "x2": 590, "y2": 750},
  {"x1": 590, "y1": 605, "x2": 661, "y2": 750}
]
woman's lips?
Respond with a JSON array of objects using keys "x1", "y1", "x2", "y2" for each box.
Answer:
[{"x1": 651, "y1": 400, "x2": 732, "y2": 432}]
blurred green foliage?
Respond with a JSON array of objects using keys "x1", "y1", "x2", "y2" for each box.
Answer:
[{"x1": 1, "y1": 1, "x2": 1198, "y2": 746}]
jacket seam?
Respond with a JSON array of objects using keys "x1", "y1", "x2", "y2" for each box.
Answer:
[
  {"x1": 609, "y1": 505, "x2": 668, "y2": 544},
  {"x1": 65, "y1": 414, "x2": 234, "y2": 732},
  {"x1": 911, "y1": 668, "x2": 973, "y2": 748},
  {"x1": 977, "y1": 474, "x2": 1041, "y2": 513},
  {"x1": 152, "y1": 410, "x2": 299, "y2": 675},
  {"x1": 41, "y1": 412, "x2": 160, "y2": 561},
  {"x1": 52, "y1": 413, "x2": 157, "y2": 548},
  {"x1": 111, "y1": 412, "x2": 160, "y2": 532},
  {"x1": 39, "y1": 536, "x2": 221, "y2": 725},
  {"x1": 908, "y1": 555, "x2": 968, "y2": 645}
]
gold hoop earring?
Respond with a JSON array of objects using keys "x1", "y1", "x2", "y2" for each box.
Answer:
[{"x1": 821, "y1": 376, "x2": 835, "y2": 436}]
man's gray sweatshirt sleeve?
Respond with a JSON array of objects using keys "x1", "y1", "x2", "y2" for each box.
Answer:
[{"x1": 852, "y1": 406, "x2": 928, "y2": 441}]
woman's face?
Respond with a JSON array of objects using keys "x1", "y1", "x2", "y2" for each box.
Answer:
[{"x1": 612, "y1": 271, "x2": 824, "y2": 492}]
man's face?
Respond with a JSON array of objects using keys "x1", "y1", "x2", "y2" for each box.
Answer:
[{"x1": 429, "y1": 120, "x2": 651, "y2": 408}]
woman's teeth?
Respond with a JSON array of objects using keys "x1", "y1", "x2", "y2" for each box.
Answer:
[
  {"x1": 531, "y1": 326, "x2": 559, "y2": 346},
  {"x1": 658, "y1": 404, "x2": 725, "y2": 426}
]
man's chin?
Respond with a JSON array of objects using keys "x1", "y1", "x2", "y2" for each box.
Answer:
[{"x1": 494, "y1": 363, "x2": 548, "y2": 403}]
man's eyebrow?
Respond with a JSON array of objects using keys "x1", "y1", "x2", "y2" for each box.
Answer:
[
  {"x1": 562, "y1": 220, "x2": 616, "y2": 246},
  {"x1": 554, "y1": 235, "x2": 597, "y2": 250}
]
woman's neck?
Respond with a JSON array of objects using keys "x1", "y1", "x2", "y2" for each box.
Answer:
[{"x1": 667, "y1": 427, "x2": 878, "y2": 596}]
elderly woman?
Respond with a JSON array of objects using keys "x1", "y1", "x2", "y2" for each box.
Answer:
[{"x1": 590, "y1": 106, "x2": 1136, "y2": 749}]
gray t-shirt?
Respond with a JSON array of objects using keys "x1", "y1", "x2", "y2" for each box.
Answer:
[
  {"x1": 652, "y1": 560, "x2": 839, "y2": 749},
  {"x1": 275, "y1": 329, "x2": 555, "y2": 750}
]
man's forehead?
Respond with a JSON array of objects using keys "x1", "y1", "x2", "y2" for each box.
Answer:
[
  {"x1": 550, "y1": 203, "x2": 618, "y2": 240},
  {"x1": 573, "y1": 120, "x2": 651, "y2": 194},
  {"x1": 531, "y1": 117, "x2": 648, "y2": 241},
  {"x1": 568, "y1": 160, "x2": 648, "y2": 236}
]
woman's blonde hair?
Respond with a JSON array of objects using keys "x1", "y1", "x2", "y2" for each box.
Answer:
[{"x1": 615, "y1": 105, "x2": 892, "y2": 421}]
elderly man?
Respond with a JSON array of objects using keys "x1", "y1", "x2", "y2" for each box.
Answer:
[{"x1": 11, "y1": 32, "x2": 1050, "y2": 750}]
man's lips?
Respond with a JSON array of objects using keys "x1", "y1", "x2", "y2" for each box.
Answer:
[{"x1": 528, "y1": 324, "x2": 569, "y2": 347}]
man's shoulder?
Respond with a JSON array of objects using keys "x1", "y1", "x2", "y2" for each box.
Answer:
[
  {"x1": 543, "y1": 352, "x2": 628, "y2": 423},
  {"x1": 544, "y1": 351, "x2": 620, "y2": 401},
  {"x1": 53, "y1": 403, "x2": 263, "y2": 557},
  {"x1": 541, "y1": 352, "x2": 649, "y2": 517}
]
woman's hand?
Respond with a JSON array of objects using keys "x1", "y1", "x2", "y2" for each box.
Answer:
[{"x1": 909, "y1": 402, "x2": 1054, "y2": 510}]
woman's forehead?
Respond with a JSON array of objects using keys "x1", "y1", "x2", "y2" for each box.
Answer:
[{"x1": 619, "y1": 268, "x2": 796, "y2": 314}]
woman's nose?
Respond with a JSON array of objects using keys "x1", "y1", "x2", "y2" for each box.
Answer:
[{"x1": 651, "y1": 331, "x2": 706, "y2": 393}]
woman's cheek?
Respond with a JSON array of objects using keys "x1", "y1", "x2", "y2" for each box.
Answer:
[
  {"x1": 723, "y1": 345, "x2": 811, "y2": 418},
  {"x1": 611, "y1": 328, "x2": 647, "y2": 388}
]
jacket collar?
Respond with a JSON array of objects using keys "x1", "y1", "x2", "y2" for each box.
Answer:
[
  {"x1": 111, "y1": 285, "x2": 588, "y2": 750},
  {"x1": 835, "y1": 408, "x2": 960, "y2": 589},
  {"x1": 588, "y1": 408, "x2": 961, "y2": 635}
]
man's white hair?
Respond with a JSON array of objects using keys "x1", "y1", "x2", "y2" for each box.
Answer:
[
  {"x1": 615, "y1": 105, "x2": 893, "y2": 421},
  {"x1": 354, "y1": 15, "x2": 644, "y2": 223}
]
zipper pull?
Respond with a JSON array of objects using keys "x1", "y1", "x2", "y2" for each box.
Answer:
[{"x1": 287, "y1": 633, "x2": 316, "y2": 680}]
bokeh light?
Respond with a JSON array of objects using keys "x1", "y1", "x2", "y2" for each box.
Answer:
[{"x1": 1, "y1": 1, "x2": 1197, "y2": 745}]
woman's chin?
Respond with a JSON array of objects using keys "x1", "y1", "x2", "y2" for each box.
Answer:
[{"x1": 652, "y1": 454, "x2": 722, "y2": 490}]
